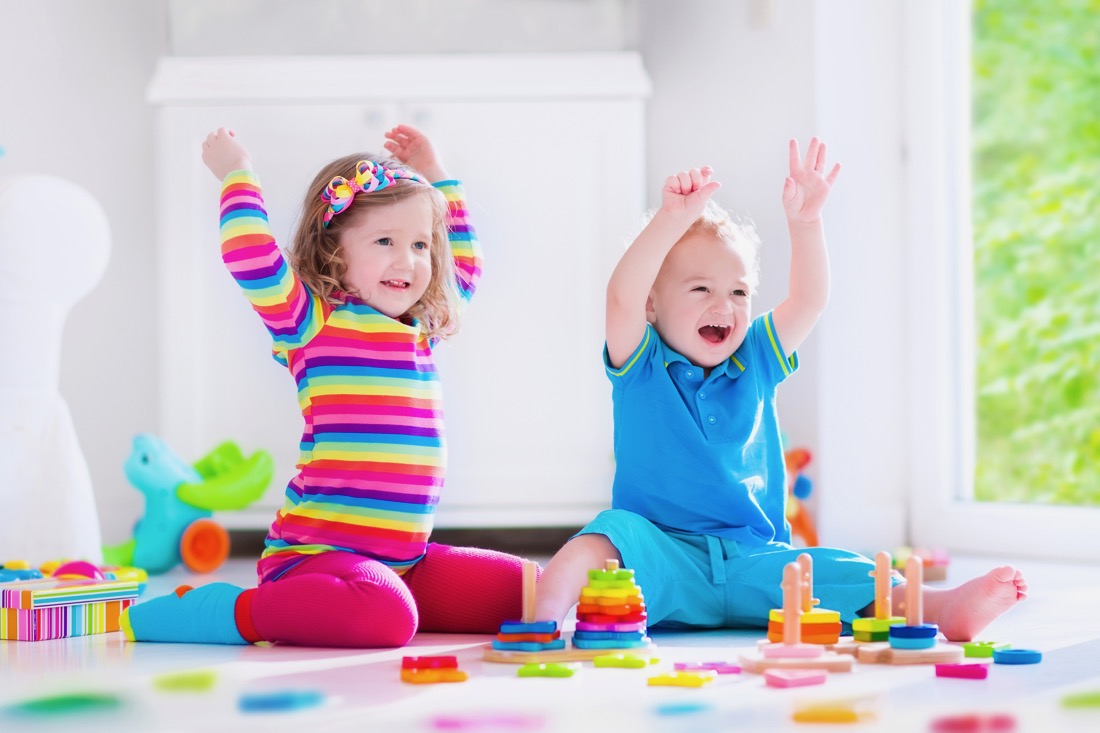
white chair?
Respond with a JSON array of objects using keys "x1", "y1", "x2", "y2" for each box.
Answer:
[{"x1": 0, "y1": 175, "x2": 109, "y2": 564}]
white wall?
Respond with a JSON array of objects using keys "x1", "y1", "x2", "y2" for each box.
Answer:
[
  {"x1": 1, "y1": 0, "x2": 908, "y2": 551},
  {"x1": 0, "y1": 0, "x2": 168, "y2": 545},
  {"x1": 641, "y1": 0, "x2": 909, "y2": 551}
]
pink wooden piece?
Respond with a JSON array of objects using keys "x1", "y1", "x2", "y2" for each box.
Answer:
[
  {"x1": 764, "y1": 668, "x2": 828, "y2": 688},
  {"x1": 674, "y1": 662, "x2": 741, "y2": 674},
  {"x1": 935, "y1": 663, "x2": 989, "y2": 680},
  {"x1": 575, "y1": 621, "x2": 645, "y2": 633}
]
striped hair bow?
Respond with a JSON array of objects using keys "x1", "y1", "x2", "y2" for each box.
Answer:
[{"x1": 321, "y1": 159, "x2": 426, "y2": 227}]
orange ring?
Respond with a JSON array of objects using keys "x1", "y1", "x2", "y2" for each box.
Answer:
[{"x1": 179, "y1": 518, "x2": 230, "y2": 573}]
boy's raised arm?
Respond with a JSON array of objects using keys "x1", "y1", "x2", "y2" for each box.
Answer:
[
  {"x1": 606, "y1": 167, "x2": 720, "y2": 368},
  {"x1": 772, "y1": 137, "x2": 841, "y2": 354}
]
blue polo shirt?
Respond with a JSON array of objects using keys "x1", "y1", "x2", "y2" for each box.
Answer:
[{"x1": 604, "y1": 311, "x2": 798, "y2": 545}]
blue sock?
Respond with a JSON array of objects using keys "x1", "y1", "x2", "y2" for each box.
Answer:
[{"x1": 122, "y1": 582, "x2": 249, "y2": 645}]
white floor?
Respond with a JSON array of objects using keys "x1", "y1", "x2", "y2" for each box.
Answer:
[{"x1": 2, "y1": 553, "x2": 1099, "y2": 732}]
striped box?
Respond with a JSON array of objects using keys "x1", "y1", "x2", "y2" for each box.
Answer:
[{"x1": 0, "y1": 577, "x2": 140, "y2": 641}]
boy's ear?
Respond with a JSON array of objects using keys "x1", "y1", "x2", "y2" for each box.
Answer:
[{"x1": 645, "y1": 293, "x2": 657, "y2": 324}]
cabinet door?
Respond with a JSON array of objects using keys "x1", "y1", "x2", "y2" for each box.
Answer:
[
  {"x1": 401, "y1": 101, "x2": 642, "y2": 526},
  {"x1": 156, "y1": 103, "x2": 397, "y2": 521},
  {"x1": 157, "y1": 99, "x2": 643, "y2": 527}
]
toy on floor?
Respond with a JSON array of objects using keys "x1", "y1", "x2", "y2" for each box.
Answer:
[
  {"x1": 935, "y1": 663, "x2": 990, "y2": 679},
  {"x1": 572, "y1": 559, "x2": 650, "y2": 650},
  {"x1": 963, "y1": 641, "x2": 1010, "y2": 658},
  {"x1": 739, "y1": 561, "x2": 853, "y2": 673},
  {"x1": 484, "y1": 559, "x2": 655, "y2": 664},
  {"x1": 0, "y1": 560, "x2": 147, "y2": 585},
  {"x1": 674, "y1": 661, "x2": 740, "y2": 674},
  {"x1": 488, "y1": 560, "x2": 565, "y2": 657},
  {"x1": 784, "y1": 447, "x2": 818, "y2": 547},
  {"x1": 764, "y1": 668, "x2": 827, "y2": 688},
  {"x1": 992, "y1": 648, "x2": 1041, "y2": 665},
  {"x1": 101, "y1": 434, "x2": 274, "y2": 574},
  {"x1": 928, "y1": 712, "x2": 1016, "y2": 732},
  {"x1": 239, "y1": 690, "x2": 326, "y2": 712},
  {"x1": 856, "y1": 556, "x2": 963, "y2": 665},
  {"x1": 595, "y1": 653, "x2": 659, "y2": 669},
  {"x1": 401, "y1": 655, "x2": 469, "y2": 684},
  {"x1": 0, "y1": 575, "x2": 140, "y2": 641},
  {"x1": 517, "y1": 662, "x2": 579, "y2": 678},
  {"x1": 893, "y1": 545, "x2": 950, "y2": 581},
  {"x1": 764, "y1": 553, "x2": 841, "y2": 644},
  {"x1": 647, "y1": 670, "x2": 717, "y2": 687},
  {"x1": 844, "y1": 551, "x2": 907, "y2": 648},
  {"x1": 792, "y1": 699, "x2": 877, "y2": 724}
]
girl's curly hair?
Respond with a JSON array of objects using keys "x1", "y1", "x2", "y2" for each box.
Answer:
[{"x1": 289, "y1": 152, "x2": 459, "y2": 341}]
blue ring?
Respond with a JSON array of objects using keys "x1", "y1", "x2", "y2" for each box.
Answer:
[
  {"x1": 889, "y1": 623, "x2": 939, "y2": 639},
  {"x1": 993, "y1": 648, "x2": 1042, "y2": 665}
]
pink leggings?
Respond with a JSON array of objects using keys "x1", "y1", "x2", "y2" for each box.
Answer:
[{"x1": 242, "y1": 544, "x2": 536, "y2": 648}]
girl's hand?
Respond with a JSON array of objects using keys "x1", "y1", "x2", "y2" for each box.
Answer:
[
  {"x1": 782, "y1": 137, "x2": 841, "y2": 223},
  {"x1": 659, "y1": 166, "x2": 721, "y2": 221},
  {"x1": 202, "y1": 128, "x2": 252, "y2": 181},
  {"x1": 383, "y1": 124, "x2": 448, "y2": 182}
]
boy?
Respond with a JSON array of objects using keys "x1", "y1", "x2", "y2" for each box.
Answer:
[{"x1": 534, "y1": 139, "x2": 1026, "y2": 640}]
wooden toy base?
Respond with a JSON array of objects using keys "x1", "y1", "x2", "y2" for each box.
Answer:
[
  {"x1": 856, "y1": 641, "x2": 964, "y2": 665},
  {"x1": 738, "y1": 648, "x2": 853, "y2": 673}
]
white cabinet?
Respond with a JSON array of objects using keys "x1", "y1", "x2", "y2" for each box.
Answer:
[{"x1": 147, "y1": 55, "x2": 649, "y2": 529}]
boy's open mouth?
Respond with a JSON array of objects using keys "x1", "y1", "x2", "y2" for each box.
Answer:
[
  {"x1": 382, "y1": 279, "x2": 410, "y2": 290},
  {"x1": 698, "y1": 324, "x2": 730, "y2": 344}
]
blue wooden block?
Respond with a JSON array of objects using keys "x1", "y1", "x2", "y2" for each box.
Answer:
[
  {"x1": 499, "y1": 620, "x2": 558, "y2": 635},
  {"x1": 888, "y1": 635, "x2": 937, "y2": 650},
  {"x1": 889, "y1": 623, "x2": 938, "y2": 639},
  {"x1": 571, "y1": 637, "x2": 651, "y2": 650}
]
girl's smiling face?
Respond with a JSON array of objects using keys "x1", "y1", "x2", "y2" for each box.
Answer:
[
  {"x1": 646, "y1": 231, "x2": 753, "y2": 370},
  {"x1": 338, "y1": 194, "x2": 434, "y2": 318}
]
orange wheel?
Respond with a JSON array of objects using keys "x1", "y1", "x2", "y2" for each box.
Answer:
[{"x1": 179, "y1": 519, "x2": 230, "y2": 573}]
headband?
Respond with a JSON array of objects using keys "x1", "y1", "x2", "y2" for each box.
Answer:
[{"x1": 321, "y1": 159, "x2": 426, "y2": 227}]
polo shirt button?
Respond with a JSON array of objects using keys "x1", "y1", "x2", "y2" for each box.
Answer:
[
  {"x1": 685, "y1": 369, "x2": 694, "y2": 379},
  {"x1": 698, "y1": 392, "x2": 706, "y2": 400},
  {"x1": 708, "y1": 415, "x2": 717, "y2": 424}
]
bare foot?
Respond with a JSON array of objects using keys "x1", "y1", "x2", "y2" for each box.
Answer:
[{"x1": 923, "y1": 566, "x2": 1028, "y2": 641}]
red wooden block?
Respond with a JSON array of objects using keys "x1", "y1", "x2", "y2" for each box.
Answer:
[{"x1": 402, "y1": 655, "x2": 458, "y2": 670}]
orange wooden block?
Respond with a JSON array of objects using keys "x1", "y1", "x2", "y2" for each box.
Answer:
[
  {"x1": 400, "y1": 667, "x2": 469, "y2": 684},
  {"x1": 767, "y1": 620, "x2": 842, "y2": 644}
]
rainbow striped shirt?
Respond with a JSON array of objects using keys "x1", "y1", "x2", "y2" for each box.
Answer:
[{"x1": 218, "y1": 171, "x2": 481, "y2": 582}]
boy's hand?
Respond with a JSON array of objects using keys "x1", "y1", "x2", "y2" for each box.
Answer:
[
  {"x1": 383, "y1": 124, "x2": 448, "y2": 183},
  {"x1": 202, "y1": 128, "x2": 252, "y2": 181},
  {"x1": 660, "y1": 166, "x2": 721, "y2": 221},
  {"x1": 782, "y1": 137, "x2": 840, "y2": 223}
]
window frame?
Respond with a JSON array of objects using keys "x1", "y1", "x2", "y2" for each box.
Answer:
[{"x1": 904, "y1": 0, "x2": 1099, "y2": 562}]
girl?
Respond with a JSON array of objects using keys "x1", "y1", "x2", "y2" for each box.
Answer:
[{"x1": 122, "y1": 125, "x2": 534, "y2": 647}]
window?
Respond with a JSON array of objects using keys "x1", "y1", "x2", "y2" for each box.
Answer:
[{"x1": 905, "y1": 0, "x2": 1100, "y2": 561}]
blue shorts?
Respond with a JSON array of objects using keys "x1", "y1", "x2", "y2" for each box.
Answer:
[{"x1": 576, "y1": 509, "x2": 887, "y2": 630}]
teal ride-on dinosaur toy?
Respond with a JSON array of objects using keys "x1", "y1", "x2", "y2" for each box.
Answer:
[{"x1": 102, "y1": 434, "x2": 274, "y2": 574}]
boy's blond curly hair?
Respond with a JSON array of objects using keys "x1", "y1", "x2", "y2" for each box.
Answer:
[
  {"x1": 640, "y1": 199, "x2": 762, "y2": 292},
  {"x1": 289, "y1": 153, "x2": 459, "y2": 341}
]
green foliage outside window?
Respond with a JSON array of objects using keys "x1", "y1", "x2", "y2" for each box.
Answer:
[{"x1": 972, "y1": 0, "x2": 1100, "y2": 503}]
